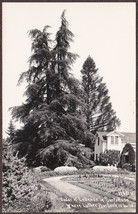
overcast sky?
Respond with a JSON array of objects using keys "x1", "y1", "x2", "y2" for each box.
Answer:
[{"x1": 2, "y1": 2, "x2": 136, "y2": 138}]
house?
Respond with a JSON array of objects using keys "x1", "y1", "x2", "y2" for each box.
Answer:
[{"x1": 94, "y1": 130, "x2": 136, "y2": 161}]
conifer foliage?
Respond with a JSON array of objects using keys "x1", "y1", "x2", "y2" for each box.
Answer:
[
  {"x1": 10, "y1": 11, "x2": 95, "y2": 168},
  {"x1": 2, "y1": 140, "x2": 52, "y2": 212},
  {"x1": 81, "y1": 56, "x2": 121, "y2": 134},
  {"x1": 6, "y1": 120, "x2": 16, "y2": 143}
]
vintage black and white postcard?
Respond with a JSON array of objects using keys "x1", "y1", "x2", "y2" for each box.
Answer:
[{"x1": 2, "y1": 2, "x2": 136, "y2": 213}]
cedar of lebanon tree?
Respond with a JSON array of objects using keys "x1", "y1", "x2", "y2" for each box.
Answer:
[
  {"x1": 81, "y1": 56, "x2": 121, "y2": 134},
  {"x1": 10, "y1": 11, "x2": 95, "y2": 169}
]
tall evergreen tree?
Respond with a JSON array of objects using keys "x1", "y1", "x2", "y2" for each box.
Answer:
[
  {"x1": 81, "y1": 56, "x2": 121, "y2": 134},
  {"x1": 6, "y1": 120, "x2": 16, "y2": 143},
  {"x1": 10, "y1": 11, "x2": 95, "y2": 168}
]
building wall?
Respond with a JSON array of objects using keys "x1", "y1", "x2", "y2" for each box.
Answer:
[
  {"x1": 106, "y1": 134, "x2": 124, "y2": 152},
  {"x1": 94, "y1": 136, "x2": 103, "y2": 161},
  {"x1": 102, "y1": 141, "x2": 107, "y2": 153},
  {"x1": 94, "y1": 132, "x2": 127, "y2": 161}
]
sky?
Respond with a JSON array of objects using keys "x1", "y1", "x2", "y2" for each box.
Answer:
[{"x1": 2, "y1": 2, "x2": 136, "y2": 138}]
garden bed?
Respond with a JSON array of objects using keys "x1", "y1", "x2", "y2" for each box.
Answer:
[{"x1": 62, "y1": 173, "x2": 136, "y2": 203}]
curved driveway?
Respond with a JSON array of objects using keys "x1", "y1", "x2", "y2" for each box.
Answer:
[{"x1": 43, "y1": 175, "x2": 101, "y2": 199}]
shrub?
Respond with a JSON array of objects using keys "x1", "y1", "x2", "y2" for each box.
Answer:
[
  {"x1": 36, "y1": 140, "x2": 95, "y2": 169},
  {"x1": 120, "y1": 143, "x2": 135, "y2": 167},
  {"x1": 79, "y1": 146, "x2": 94, "y2": 160},
  {"x1": 132, "y1": 164, "x2": 136, "y2": 172},
  {"x1": 41, "y1": 166, "x2": 51, "y2": 172},
  {"x1": 122, "y1": 163, "x2": 133, "y2": 171},
  {"x1": 54, "y1": 166, "x2": 78, "y2": 173},
  {"x1": 99, "y1": 150, "x2": 120, "y2": 166},
  {"x1": 93, "y1": 165, "x2": 117, "y2": 172},
  {"x1": 64, "y1": 154, "x2": 83, "y2": 168},
  {"x1": 2, "y1": 140, "x2": 52, "y2": 212}
]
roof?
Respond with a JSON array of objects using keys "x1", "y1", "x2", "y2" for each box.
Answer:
[
  {"x1": 106, "y1": 130, "x2": 124, "y2": 137},
  {"x1": 121, "y1": 132, "x2": 136, "y2": 150},
  {"x1": 96, "y1": 131, "x2": 136, "y2": 150},
  {"x1": 96, "y1": 131, "x2": 108, "y2": 141},
  {"x1": 121, "y1": 132, "x2": 136, "y2": 142}
]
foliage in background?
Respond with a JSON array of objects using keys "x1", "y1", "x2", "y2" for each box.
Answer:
[
  {"x1": 35, "y1": 140, "x2": 95, "y2": 169},
  {"x1": 99, "y1": 149, "x2": 120, "y2": 166},
  {"x1": 81, "y1": 56, "x2": 121, "y2": 134},
  {"x1": 119, "y1": 143, "x2": 135, "y2": 171},
  {"x1": 2, "y1": 140, "x2": 52, "y2": 212},
  {"x1": 9, "y1": 11, "x2": 95, "y2": 168},
  {"x1": 6, "y1": 120, "x2": 16, "y2": 143}
]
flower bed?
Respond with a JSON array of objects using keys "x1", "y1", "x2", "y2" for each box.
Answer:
[{"x1": 63, "y1": 173, "x2": 136, "y2": 202}]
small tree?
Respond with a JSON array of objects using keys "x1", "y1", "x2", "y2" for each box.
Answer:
[
  {"x1": 119, "y1": 143, "x2": 135, "y2": 167},
  {"x1": 99, "y1": 149, "x2": 120, "y2": 166},
  {"x1": 2, "y1": 140, "x2": 52, "y2": 212},
  {"x1": 6, "y1": 120, "x2": 16, "y2": 143}
]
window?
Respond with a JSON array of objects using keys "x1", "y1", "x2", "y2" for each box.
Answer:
[
  {"x1": 98, "y1": 137, "x2": 100, "y2": 146},
  {"x1": 103, "y1": 136, "x2": 107, "y2": 140},
  {"x1": 115, "y1": 136, "x2": 118, "y2": 144},
  {"x1": 111, "y1": 136, "x2": 114, "y2": 144}
]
